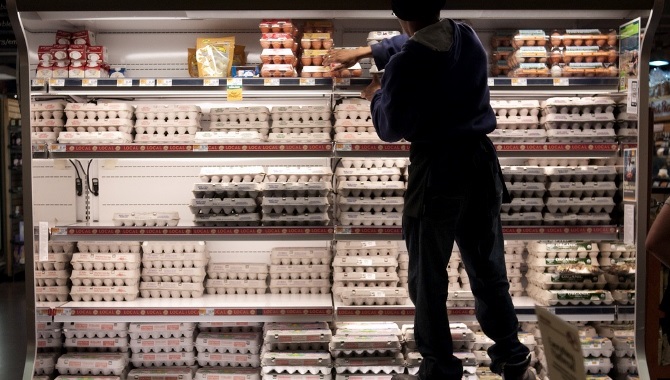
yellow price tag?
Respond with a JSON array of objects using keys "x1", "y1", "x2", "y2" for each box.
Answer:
[
  {"x1": 139, "y1": 79, "x2": 156, "y2": 86},
  {"x1": 157, "y1": 79, "x2": 173, "y2": 86},
  {"x1": 116, "y1": 78, "x2": 132, "y2": 87},
  {"x1": 82, "y1": 79, "x2": 98, "y2": 87}
]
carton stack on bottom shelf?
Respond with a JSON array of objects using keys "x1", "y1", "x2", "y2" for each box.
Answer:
[
  {"x1": 195, "y1": 325, "x2": 262, "y2": 369},
  {"x1": 332, "y1": 322, "x2": 403, "y2": 380},
  {"x1": 34, "y1": 321, "x2": 64, "y2": 380},
  {"x1": 56, "y1": 322, "x2": 130, "y2": 377},
  {"x1": 139, "y1": 241, "x2": 208, "y2": 299},
  {"x1": 595, "y1": 322, "x2": 638, "y2": 379},
  {"x1": 127, "y1": 322, "x2": 197, "y2": 373},
  {"x1": 262, "y1": 322, "x2": 333, "y2": 380}
]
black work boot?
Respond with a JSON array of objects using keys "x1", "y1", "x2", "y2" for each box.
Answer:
[{"x1": 501, "y1": 354, "x2": 536, "y2": 380}]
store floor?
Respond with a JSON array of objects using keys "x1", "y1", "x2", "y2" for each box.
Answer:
[{"x1": 0, "y1": 280, "x2": 27, "y2": 380}]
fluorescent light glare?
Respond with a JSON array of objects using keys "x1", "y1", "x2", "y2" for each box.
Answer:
[{"x1": 650, "y1": 60, "x2": 670, "y2": 67}]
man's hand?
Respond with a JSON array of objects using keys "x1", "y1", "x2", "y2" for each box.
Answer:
[
  {"x1": 361, "y1": 74, "x2": 381, "y2": 101},
  {"x1": 323, "y1": 46, "x2": 371, "y2": 71}
]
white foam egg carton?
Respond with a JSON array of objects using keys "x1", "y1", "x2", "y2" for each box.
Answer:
[
  {"x1": 598, "y1": 243, "x2": 636, "y2": 259},
  {"x1": 135, "y1": 104, "x2": 201, "y2": 120},
  {"x1": 56, "y1": 352, "x2": 128, "y2": 376},
  {"x1": 614, "y1": 357, "x2": 637, "y2": 374},
  {"x1": 447, "y1": 290, "x2": 475, "y2": 307},
  {"x1": 611, "y1": 290, "x2": 635, "y2": 305},
  {"x1": 268, "y1": 278, "x2": 331, "y2": 294},
  {"x1": 265, "y1": 166, "x2": 332, "y2": 183},
  {"x1": 197, "y1": 352, "x2": 261, "y2": 367},
  {"x1": 78, "y1": 241, "x2": 141, "y2": 253},
  {"x1": 545, "y1": 197, "x2": 615, "y2": 213},
  {"x1": 190, "y1": 198, "x2": 258, "y2": 215},
  {"x1": 201, "y1": 322, "x2": 263, "y2": 333},
  {"x1": 37, "y1": 336, "x2": 63, "y2": 349},
  {"x1": 584, "y1": 357, "x2": 613, "y2": 374},
  {"x1": 335, "y1": 167, "x2": 402, "y2": 182},
  {"x1": 330, "y1": 334, "x2": 401, "y2": 355},
  {"x1": 269, "y1": 264, "x2": 330, "y2": 280},
  {"x1": 141, "y1": 266, "x2": 206, "y2": 282},
  {"x1": 489, "y1": 129, "x2": 546, "y2": 143},
  {"x1": 545, "y1": 166, "x2": 617, "y2": 182},
  {"x1": 502, "y1": 166, "x2": 546, "y2": 182},
  {"x1": 337, "y1": 287, "x2": 407, "y2": 306},
  {"x1": 612, "y1": 336, "x2": 635, "y2": 357},
  {"x1": 547, "y1": 181, "x2": 618, "y2": 197},
  {"x1": 58, "y1": 131, "x2": 133, "y2": 144},
  {"x1": 261, "y1": 197, "x2": 330, "y2": 214},
  {"x1": 65, "y1": 103, "x2": 134, "y2": 119},
  {"x1": 35, "y1": 269, "x2": 69, "y2": 286},
  {"x1": 527, "y1": 241, "x2": 599, "y2": 258},
  {"x1": 129, "y1": 336, "x2": 195, "y2": 353},
  {"x1": 528, "y1": 286, "x2": 613, "y2": 305},
  {"x1": 271, "y1": 105, "x2": 331, "y2": 122},
  {"x1": 335, "y1": 241, "x2": 399, "y2": 257},
  {"x1": 112, "y1": 211, "x2": 179, "y2": 227},
  {"x1": 528, "y1": 270, "x2": 606, "y2": 290},
  {"x1": 338, "y1": 212, "x2": 402, "y2": 226},
  {"x1": 65, "y1": 118, "x2": 134, "y2": 133},
  {"x1": 196, "y1": 332, "x2": 262, "y2": 354},
  {"x1": 546, "y1": 128, "x2": 616, "y2": 143},
  {"x1": 128, "y1": 367, "x2": 196, "y2": 380},
  {"x1": 36, "y1": 285, "x2": 69, "y2": 302},
  {"x1": 500, "y1": 197, "x2": 544, "y2": 213},
  {"x1": 491, "y1": 100, "x2": 540, "y2": 116},
  {"x1": 334, "y1": 356, "x2": 404, "y2": 374},
  {"x1": 208, "y1": 120, "x2": 270, "y2": 133},
  {"x1": 271, "y1": 119, "x2": 332, "y2": 133},
  {"x1": 130, "y1": 351, "x2": 196, "y2": 367},
  {"x1": 70, "y1": 285, "x2": 139, "y2": 301},
  {"x1": 128, "y1": 322, "x2": 196, "y2": 340},
  {"x1": 200, "y1": 166, "x2": 266, "y2": 183},
  {"x1": 195, "y1": 131, "x2": 266, "y2": 143},
  {"x1": 333, "y1": 271, "x2": 399, "y2": 289},
  {"x1": 263, "y1": 181, "x2": 332, "y2": 197},
  {"x1": 581, "y1": 337, "x2": 614, "y2": 357},
  {"x1": 34, "y1": 352, "x2": 59, "y2": 375},
  {"x1": 71, "y1": 269, "x2": 140, "y2": 286},
  {"x1": 332, "y1": 256, "x2": 398, "y2": 273},
  {"x1": 71, "y1": 252, "x2": 141, "y2": 270},
  {"x1": 337, "y1": 181, "x2": 405, "y2": 197},
  {"x1": 335, "y1": 131, "x2": 385, "y2": 143},
  {"x1": 495, "y1": 115, "x2": 540, "y2": 129},
  {"x1": 505, "y1": 182, "x2": 546, "y2": 198},
  {"x1": 541, "y1": 97, "x2": 616, "y2": 114},
  {"x1": 210, "y1": 106, "x2": 270, "y2": 122},
  {"x1": 205, "y1": 279, "x2": 267, "y2": 295},
  {"x1": 134, "y1": 119, "x2": 200, "y2": 134},
  {"x1": 500, "y1": 212, "x2": 543, "y2": 226},
  {"x1": 195, "y1": 367, "x2": 260, "y2": 380},
  {"x1": 64, "y1": 336, "x2": 129, "y2": 352},
  {"x1": 270, "y1": 247, "x2": 331, "y2": 265},
  {"x1": 139, "y1": 281, "x2": 204, "y2": 298},
  {"x1": 267, "y1": 132, "x2": 332, "y2": 143},
  {"x1": 207, "y1": 262, "x2": 268, "y2": 280},
  {"x1": 134, "y1": 134, "x2": 196, "y2": 144}
]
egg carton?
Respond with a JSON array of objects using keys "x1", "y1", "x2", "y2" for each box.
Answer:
[
  {"x1": 339, "y1": 322, "x2": 402, "y2": 337},
  {"x1": 70, "y1": 252, "x2": 140, "y2": 271},
  {"x1": 268, "y1": 278, "x2": 331, "y2": 294},
  {"x1": 501, "y1": 212, "x2": 543, "y2": 226},
  {"x1": 78, "y1": 241, "x2": 141, "y2": 253},
  {"x1": 541, "y1": 97, "x2": 616, "y2": 115},
  {"x1": 335, "y1": 102, "x2": 372, "y2": 120},
  {"x1": 208, "y1": 120, "x2": 270, "y2": 134},
  {"x1": 489, "y1": 129, "x2": 547, "y2": 143},
  {"x1": 500, "y1": 197, "x2": 544, "y2": 213},
  {"x1": 261, "y1": 212, "x2": 331, "y2": 226},
  {"x1": 195, "y1": 367, "x2": 261, "y2": 380},
  {"x1": 335, "y1": 167, "x2": 402, "y2": 182},
  {"x1": 547, "y1": 181, "x2": 618, "y2": 197},
  {"x1": 34, "y1": 351, "x2": 59, "y2": 375},
  {"x1": 141, "y1": 240, "x2": 205, "y2": 254},
  {"x1": 33, "y1": 117, "x2": 65, "y2": 129},
  {"x1": 194, "y1": 213, "x2": 261, "y2": 227},
  {"x1": 546, "y1": 128, "x2": 616, "y2": 143},
  {"x1": 65, "y1": 103, "x2": 134, "y2": 119},
  {"x1": 527, "y1": 158, "x2": 590, "y2": 167},
  {"x1": 129, "y1": 336, "x2": 195, "y2": 353},
  {"x1": 112, "y1": 211, "x2": 179, "y2": 227},
  {"x1": 583, "y1": 357, "x2": 613, "y2": 374},
  {"x1": 200, "y1": 166, "x2": 266, "y2": 183},
  {"x1": 32, "y1": 131, "x2": 60, "y2": 144},
  {"x1": 141, "y1": 266, "x2": 205, "y2": 283},
  {"x1": 32, "y1": 100, "x2": 67, "y2": 116},
  {"x1": 134, "y1": 134, "x2": 196, "y2": 143},
  {"x1": 527, "y1": 241, "x2": 599, "y2": 258},
  {"x1": 611, "y1": 336, "x2": 635, "y2": 357},
  {"x1": 337, "y1": 212, "x2": 402, "y2": 226},
  {"x1": 617, "y1": 112, "x2": 638, "y2": 129},
  {"x1": 194, "y1": 131, "x2": 266, "y2": 143},
  {"x1": 265, "y1": 166, "x2": 332, "y2": 183},
  {"x1": 545, "y1": 166, "x2": 617, "y2": 182},
  {"x1": 135, "y1": 104, "x2": 202, "y2": 121},
  {"x1": 261, "y1": 351, "x2": 332, "y2": 367},
  {"x1": 615, "y1": 358, "x2": 638, "y2": 375},
  {"x1": 209, "y1": 106, "x2": 270, "y2": 122},
  {"x1": 207, "y1": 263, "x2": 268, "y2": 280},
  {"x1": 190, "y1": 198, "x2": 259, "y2": 216},
  {"x1": 56, "y1": 352, "x2": 128, "y2": 376},
  {"x1": 134, "y1": 119, "x2": 200, "y2": 135},
  {"x1": 271, "y1": 120, "x2": 332, "y2": 134},
  {"x1": 58, "y1": 131, "x2": 133, "y2": 144},
  {"x1": 63, "y1": 322, "x2": 128, "y2": 337},
  {"x1": 64, "y1": 336, "x2": 129, "y2": 352},
  {"x1": 334, "y1": 241, "x2": 398, "y2": 256},
  {"x1": 261, "y1": 196, "x2": 330, "y2": 214},
  {"x1": 269, "y1": 264, "x2": 330, "y2": 280},
  {"x1": 504, "y1": 182, "x2": 546, "y2": 198},
  {"x1": 53, "y1": 377, "x2": 123, "y2": 380},
  {"x1": 330, "y1": 334, "x2": 401, "y2": 354},
  {"x1": 70, "y1": 285, "x2": 139, "y2": 301},
  {"x1": 495, "y1": 115, "x2": 541, "y2": 130},
  {"x1": 527, "y1": 271, "x2": 606, "y2": 290},
  {"x1": 205, "y1": 279, "x2": 267, "y2": 295},
  {"x1": 36, "y1": 285, "x2": 69, "y2": 302},
  {"x1": 337, "y1": 287, "x2": 408, "y2": 306},
  {"x1": 198, "y1": 352, "x2": 261, "y2": 368},
  {"x1": 334, "y1": 356, "x2": 404, "y2": 374},
  {"x1": 201, "y1": 322, "x2": 264, "y2": 333},
  {"x1": 528, "y1": 286, "x2": 613, "y2": 305},
  {"x1": 193, "y1": 183, "x2": 262, "y2": 200},
  {"x1": 195, "y1": 332, "x2": 262, "y2": 354},
  {"x1": 332, "y1": 256, "x2": 398, "y2": 272},
  {"x1": 130, "y1": 351, "x2": 197, "y2": 367},
  {"x1": 333, "y1": 272, "x2": 399, "y2": 288},
  {"x1": 37, "y1": 322, "x2": 63, "y2": 339},
  {"x1": 502, "y1": 166, "x2": 546, "y2": 182},
  {"x1": 34, "y1": 269, "x2": 70, "y2": 286},
  {"x1": 267, "y1": 132, "x2": 332, "y2": 143},
  {"x1": 270, "y1": 247, "x2": 331, "y2": 265},
  {"x1": 128, "y1": 367, "x2": 196, "y2": 380},
  {"x1": 598, "y1": 243, "x2": 636, "y2": 259},
  {"x1": 142, "y1": 251, "x2": 209, "y2": 269},
  {"x1": 542, "y1": 112, "x2": 616, "y2": 129},
  {"x1": 491, "y1": 100, "x2": 541, "y2": 116},
  {"x1": 264, "y1": 182, "x2": 332, "y2": 198},
  {"x1": 604, "y1": 272, "x2": 635, "y2": 290},
  {"x1": 264, "y1": 327, "x2": 332, "y2": 343},
  {"x1": 271, "y1": 105, "x2": 331, "y2": 122},
  {"x1": 334, "y1": 132, "x2": 387, "y2": 143},
  {"x1": 527, "y1": 258, "x2": 598, "y2": 272},
  {"x1": 71, "y1": 269, "x2": 140, "y2": 286},
  {"x1": 503, "y1": 241, "x2": 526, "y2": 255},
  {"x1": 337, "y1": 197, "x2": 404, "y2": 213},
  {"x1": 139, "y1": 281, "x2": 204, "y2": 298},
  {"x1": 545, "y1": 212, "x2": 612, "y2": 225},
  {"x1": 611, "y1": 290, "x2": 635, "y2": 305},
  {"x1": 37, "y1": 336, "x2": 63, "y2": 349},
  {"x1": 334, "y1": 126, "x2": 376, "y2": 135},
  {"x1": 337, "y1": 181, "x2": 406, "y2": 198},
  {"x1": 446, "y1": 290, "x2": 475, "y2": 307},
  {"x1": 127, "y1": 323, "x2": 196, "y2": 340},
  {"x1": 580, "y1": 337, "x2": 615, "y2": 358},
  {"x1": 598, "y1": 256, "x2": 635, "y2": 267},
  {"x1": 545, "y1": 197, "x2": 615, "y2": 213},
  {"x1": 64, "y1": 118, "x2": 134, "y2": 133}
]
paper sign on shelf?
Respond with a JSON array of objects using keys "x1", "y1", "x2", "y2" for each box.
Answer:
[
  {"x1": 624, "y1": 204, "x2": 635, "y2": 246},
  {"x1": 536, "y1": 306, "x2": 586, "y2": 380},
  {"x1": 627, "y1": 78, "x2": 638, "y2": 115},
  {"x1": 227, "y1": 78, "x2": 243, "y2": 101},
  {"x1": 38, "y1": 222, "x2": 49, "y2": 262}
]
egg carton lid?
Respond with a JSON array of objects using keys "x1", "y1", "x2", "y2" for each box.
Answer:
[
  {"x1": 195, "y1": 367, "x2": 260, "y2": 380},
  {"x1": 272, "y1": 121, "x2": 331, "y2": 129},
  {"x1": 545, "y1": 197, "x2": 615, "y2": 206},
  {"x1": 34, "y1": 269, "x2": 70, "y2": 279},
  {"x1": 266, "y1": 166, "x2": 332, "y2": 176},
  {"x1": 261, "y1": 213, "x2": 330, "y2": 222},
  {"x1": 528, "y1": 241, "x2": 599, "y2": 253},
  {"x1": 66, "y1": 118, "x2": 134, "y2": 128},
  {"x1": 71, "y1": 269, "x2": 140, "y2": 279},
  {"x1": 35, "y1": 286, "x2": 70, "y2": 295},
  {"x1": 191, "y1": 197, "x2": 258, "y2": 207},
  {"x1": 335, "y1": 328, "x2": 403, "y2": 339},
  {"x1": 135, "y1": 104, "x2": 202, "y2": 113},
  {"x1": 209, "y1": 106, "x2": 269, "y2": 116},
  {"x1": 542, "y1": 112, "x2": 616, "y2": 123},
  {"x1": 71, "y1": 285, "x2": 139, "y2": 295},
  {"x1": 131, "y1": 350, "x2": 196, "y2": 361},
  {"x1": 64, "y1": 337, "x2": 129, "y2": 349},
  {"x1": 56, "y1": 352, "x2": 128, "y2": 369},
  {"x1": 134, "y1": 118, "x2": 200, "y2": 127},
  {"x1": 269, "y1": 278, "x2": 330, "y2": 287},
  {"x1": 335, "y1": 167, "x2": 401, "y2": 177},
  {"x1": 205, "y1": 279, "x2": 267, "y2": 288},
  {"x1": 505, "y1": 182, "x2": 546, "y2": 190},
  {"x1": 617, "y1": 128, "x2": 638, "y2": 137},
  {"x1": 79, "y1": 241, "x2": 142, "y2": 248},
  {"x1": 32, "y1": 100, "x2": 68, "y2": 110},
  {"x1": 193, "y1": 182, "x2": 263, "y2": 193},
  {"x1": 33, "y1": 118, "x2": 66, "y2": 127},
  {"x1": 58, "y1": 131, "x2": 133, "y2": 143},
  {"x1": 270, "y1": 246, "x2": 329, "y2": 256},
  {"x1": 337, "y1": 181, "x2": 406, "y2": 191},
  {"x1": 269, "y1": 264, "x2": 329, "y2": 273},
  {"x1": 544, "y1": 166, "x2": 617, "y2": 175},
  {"x1": 330, "y1": 333, "x2": 401, "y2": 348},
  {"x1": 494, "y1": 115, "x2": 541, "y2": 125},
  {"x1": 333, "y1": 272, "x2": 399, "y2": 282},
  {"x1": 334, "y1": 118, "x2": 374, "y2": 127},
  {"x1": 335, "y1": 103, "x2": 371, "y2": 112},
  {"x1": 64, "y1": 322, "x2": 128, "y2": 331},
  {"x1": 502, "y1": 166, "x2": 546, "y2": 175},
  {"x1": 31, "y1": 132, "x2": 59, "y2": 143},
  {"x1": 529, "y1": 257, "x2": 599, "y2": 268},
  {"x1": 263, "y1": 181, "x2": 332, "y2": 192},
  {"x1": 546, "y1": 129, "x2": 616, "y2": 138},
  {"x1": 193, "y1": 213, "x2": 261, "y2": 223},
  {"x1": 541, "y1": 97, "x2": 616, "y2": 108},
  {"x1": 65, "y1": 103, "x2": 133, "y2": 111},
  {"x1": 260, "y1": 48, "x2": 296, "y2": 57},
  {"x1": 598, "y1": 242, "x2": 635, "y2": 252},
  {"x1": 500, "y1": 212, "x2": 543, "y2": 221},
  {"x1": 208, "y1": 121, "x2": 269, "y2": 131},
  {"x1": 262, "y1": 197, "x2": 330, "y2": 206},
  {"x1": 335, "y1": 240, "x2": 398, "y2": 250},
  {"x1": 194, "y1": 131, "x2": 264, "y2": 143},
  {"x1": 507, "y1": 197, "x2": 544, "y2": 206},
  {"x1": 599, "y1": 257, "x2": 636, "y2": 267},
  {"x1": 134, "y1": 134, "x2": 196, "y2": 144},
  {"x1": 55, "y1": 376, "x2": 122, "y2": 380},
  {"x1": 142, "y1": 266, "x2": 206, "y2": 276},
  {"x1": 332, "y1": 256, "x2": 398, "y2": 267},
  {"x1": 272, "y1": 105, "x2": 330, "y2": 113},
  {"x1": 491, "y1": 100, "x2": 541, "y2": 109},
  {"x1": 129, "y1": 335, "x2": 195, "y2": 347},
  {"x1": 338, "y1": 286, "x2": 407, "y2": 299},
  {"x1": 264, "y1": 329, "x2": 333, "y2": 342},
  {"x1": 261, "y1": 351, "x2": 332, "y2": 364},
  {"x1": 267, "y1": 133, "x2": 331, "y2": 143},
  {"x1": 140, "y1": 281, "x2": 204, "y2": 291},
  {"x1": 128, "y1": 367, "x2": 195, "y2": 380}
]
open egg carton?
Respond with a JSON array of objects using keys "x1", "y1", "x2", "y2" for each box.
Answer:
[
  {"x1": 56, "y1": 352, "x2": 129, "y2": 376},
  {"x1": 541, "y1": 97, "x2": 616, "y2": 115},
  {"x1": 134, "y1": 104, "x2": 202, "y2": 143},
  {"x1": 128, "y1": 367, "x2": 196, "y2": 380},
  {"x1": 130, "y1": 351, "x2": 197, "y2": 367},
  {"x1": 195, "y1": 367, "x2": 261, "y2": 380},
  {"x1": 60, "y1": 102, "x2": 134, "y2": 144},
  {"x1": 112, "y1": 211, "x2": 180, "y2": 227},
  {"x1": 35, "y1": 351, "x2": 60, "y2": 376}
]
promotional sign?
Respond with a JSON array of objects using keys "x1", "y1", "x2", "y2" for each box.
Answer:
[
  {"x1": 623, "y1": 148, "x2": 638, "y2": 201},
  {"x1": 618, "y1": 18, "x2": 640, "y2": 92},
  {"x1": 536, "y1": 306, "x2": 586, "y2": 380}
]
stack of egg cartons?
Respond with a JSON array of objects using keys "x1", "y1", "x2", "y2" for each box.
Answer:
[
  {"x1": 331, "y1": 322, "x2": 403, "y2": 379},
  {"x1": 196, "y1": 322, "x2": 263, "y2": 369},
  {"x1": 333, "y1": 99, "x2": 376, "y2": 144},
  {"x1": 616, "y1": 104, "x2": 638, "y2": 144},
  {"x1": 112, "y1": 211, "x2": 180, "y2": 227},
  {"x1": 31, "y1": 100, "x2": 66, "y2": 145},
  {"x1": 470, "y1": 323, "x2": 538, "y2": 379},
  {"x1": 56, "y1": 351, "x2": 129, "y2": 377},
  {"x1": 500, "y1": 163, "x2": 545, "y2": 226},
  {"x1": 398, "y1": 245, "x2": 409, "y2": 291},
  {"x1": 62, "y1": 321, "x2": 129, "y2": 354},
  {"x1": 261, "y1": 166, "x2": 332, "y2": 226},
  {"x1": 269, "y1": 246, "x2": 331, "y2": 295},
  {"x1": 489, "y1": 32, "x2": 514, "y2": 77},
  {"x1": 258, "y1": 19, "x2": 298, "y2": 78},
  {"x1": 133, "y1": 104, "x2": 201, "y2": 143},
  {"x1": 59, "y1": 102, "x2": 134, "y2": 144},
  {"x1": 489, "y1": 100, "x2": 545, "y2": 144},
  {"x1": 192, "y1": 166, "x2": 265, "y2": 227},
  {"x1": 200, "y1": 106, "x2": 270, "y2": 144},
  {"x1": 195, "y1": 326, "x2": 262, "y2": 370},
  {"x1": 332, "y1": 242, "x2": 406, "y2": 306},
  {"x1": 35, "y1": 322, "x2": 63, "y2": 379},
  {"x1": 336, "y1": 157, "x2": 406, "y2": 227},
  {"x1": 595, "y1": 322, "x2": 637, "y2": 378},
  {"x1": 445, "y1": 248, "x2": 475, "y2": 309},
  {"x1": 206, "y1": 261, "x2": 269, "y2": 295},
  {"x1": 526, "y1": 241, "x2": 613, "y2": 307},
  {"x1": 70, "y1": 241, "x2": 141, "y2": 302},
  {"x1": 269, "y1": 105, "x2": 332, "y2": 144},
  {"x1": 127, "y1": 322, "x2": 197, "y2": 372},
  {"x1": 365, "y1": 31, "x2": 401, "y2": 74},
  {"x1": 599, "y1": 242, "x2": 636, "y2": 306},
  {"x1": 262, "y1": 322, "x2": 333, "y2": 379},
  {"x1": 507, "y1": 30, "x2": 550, "y2": 78},
  {"x1": 35, "y1": 241, "x2": 74, "y2": 304},
  {"x1": 140, "y1": 241, "x2": 208, "y2": 299},
  {"x1": 299, "y1": 20, "x2": 336, "y2": 78},
  {"x1": 504, "y1": 240, "x2": 526, "y2": 298},
  {"x1": 579, "y1": 325, "x2": 615, "y2": 377},
  {"x1": 541, "y1": 97, "x2": 617, "y2": 144}
]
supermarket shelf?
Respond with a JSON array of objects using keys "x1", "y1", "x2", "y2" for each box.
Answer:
[
  {"x1": 35, "y1": 302, "x2": 64, "y2": 322},
  {"x1": 336, "y1": 77, "x2": 621, "y2": 90},
  {"x1": 334, "y1": 142, "x2": 411, "y2": 157},
  {"x1": 494, "y1": 143, "x2": 619, "y2": 158},
  {"x1": 617, "y1": 305, "x2": 636, "y2": 322},
  {"x1": 501, "y1": 225, "x2": 618, "y2": 241},
  {"x1": 334, "y1": 299, "x2": 416, "y2": 322},
  {"x1": 334, "y1": 226, "x2": 404, "y2": 241},
  {"x1": 53, "y1": 293, "x2": 333, "y2": 323}
]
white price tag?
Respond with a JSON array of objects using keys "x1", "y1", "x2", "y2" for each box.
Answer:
[
  {"x1": 38, "y1": 222, "x2": 49, "y2": 262},
  {"x1": 264, "y1": 78, "x2": 280, "y2": 86},
  {"x1": 204, "y1": 78, "x2": 220, "y2": 86},
  {"x1": 157, "y1": 79, "x2": 173, "y2": 86},
  {"x1": 49, "y1": 79, "x2": 65, "y2": 87},
  {"x1": 487, "y1": 78, "x2": 495, "y2": 87},
  {"x1": 82, "y1": 79, "x2": 98, "y2": 87},
  {"x1": 361, "y1": 241, "x2": 377, "y2": 248},
  {"x1": 139, "y1": 78, "x2": 156, "y2": 86},
  {"x1": 192, "y1": 145, "x2": 208, "y2": 152},
  {"x1": 32, "y1": 79, "x2": 46, "y2": 87},
  {"x1": 336, "y1": 143, "x2": 352, "y2": 151},
  {"x1": 116, "y1": 78, "x2": 132, "y2": 87},
  {"x1": 357, "y1": 259, "x2": 373, "y2": 266},
  {"x1": 49, "y1": 144, "x2": 66, "y2": 153},
  {"x1": 299, "y1": 78, "x2": 316, "y2": 86},
  {"x1": 363, "y1": 273, "x2": 377, "y2": 280},
  {"x1": 227, "y1": 78, "x2": 242, "y2": 86},
  {"x1": 511, "y1": 78, "x2": 527, "y2": 86},
  {"x1": 553, "y1": 78, "x2": 569, "y2": 86},
  {"x1": 371, "y1": 291, "x2": 386, "y2": 297}
]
